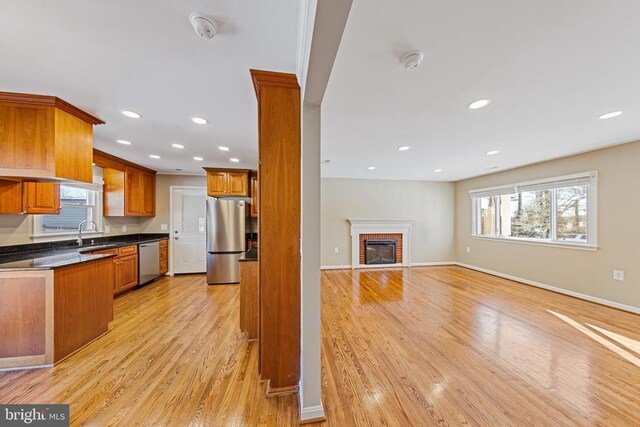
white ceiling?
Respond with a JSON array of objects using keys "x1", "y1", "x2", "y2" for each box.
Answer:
[
  {"x1": 0, "y1": 0, "x2": 299, "y2": 174},
  {"x1": 322, "y1": 0, "x2": 640, "y2": 181}
]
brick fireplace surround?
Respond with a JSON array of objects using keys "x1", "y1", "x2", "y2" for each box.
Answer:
[
  {"x1": 347, "y1": 218, "x2": 413, "y2": 269},
  {"x1": 359, "y1": 234, "x2": 403, "y2": 264}
]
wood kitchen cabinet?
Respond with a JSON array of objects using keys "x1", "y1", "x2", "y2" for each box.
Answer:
[
  {"x1": 203, "y1": 168, "x2": 250, "y2": 197},
  {"x1": 159, "y1": 239, "x2": 168, "y2": 275},
  {"x1": 0, "y1": 92, "x2": 104, "y2": 183},
  {"x1": 88, "y1": 245, "x2": 139, "y2": 295},
  {"x1": 0, "y1": 180, "x2": 60, "y2": 214},
  {"x1": 114, "y1": 254, "x2": 138, "y2": 294},
  {"x1": 95, "y1": 150, "x2": 156, "y2": 217}
]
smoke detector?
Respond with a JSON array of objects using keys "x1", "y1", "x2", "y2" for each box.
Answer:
[
  {"x1": 401, "y1": 51, "x2": 424, "y2": 70},
  {"x1": 189, "y1": 12, "x2": 217, "y2": 40}
]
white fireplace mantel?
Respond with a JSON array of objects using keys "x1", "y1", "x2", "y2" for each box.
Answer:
[{"x1": 347, "y1": 218, "x2": 413, "y2": 269}]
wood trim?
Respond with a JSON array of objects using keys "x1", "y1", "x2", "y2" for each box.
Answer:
[
  {"x1": 250, "y1": 70, "x2": 300, "y2": 97},
  {"x1": 0, "y1": 92, "x2": 104, "y2": 125},
  {"x1": 202, "y1": 167, "x2": 253, "y2": 174},
  {"x1": 0, "y1": 355, "x2": 48, "y2": 370},
  {"x1": 265, "y1": 382, "x2": 299, "y2": 397},
  {"x1": 93, "y1": 149, "x2": 157, "y2": 174}
]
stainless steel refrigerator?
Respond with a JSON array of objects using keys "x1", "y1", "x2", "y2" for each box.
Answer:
[{"x1": 206, "y1": 197, "x2": 248, "y2": 285}]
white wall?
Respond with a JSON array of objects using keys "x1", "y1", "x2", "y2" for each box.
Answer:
[{"x1": 321, "y1": 178, "x2": 455, "y2": 266}]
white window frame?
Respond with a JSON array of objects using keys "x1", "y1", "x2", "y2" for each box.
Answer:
[
  {"x1": 470, "y1": 171, "x2": 598, "y2": 251},
  {"x1": 31, "y1": 182, "x2": 104, "y2": 241}
]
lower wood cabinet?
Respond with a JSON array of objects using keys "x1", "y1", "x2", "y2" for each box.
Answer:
[
  {"x1": 114, "y1": 254, "x2": 138, "y2": 294},
  {"x1": 239, "y1": 260, "x2": 259, "y2": 340},
  {"x1": 159, "y1": 239, "x2": 168, "y2": 275},
  {"x1": 89, "y1": 244, "x2": 139, "y2": 295}
]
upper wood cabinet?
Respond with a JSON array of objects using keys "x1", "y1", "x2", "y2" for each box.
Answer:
[
  {"x1": 0, "y1": 92, "x2": 104, "y2": 183},
  {"x1": 203, "y1": 168, "x2": 251, "y2": 197},
  {"x1": 0, "y1": 180, "x2": 60, "y2": 214},
  {"x1": 94, "y1": 150, "x2": 156, "y2": 217}
]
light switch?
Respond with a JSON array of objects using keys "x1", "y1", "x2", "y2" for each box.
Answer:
[
  {"x1": 613, "y1": 270, "x2": 624, "y2": 281},
  {"x1": 122, "y1": 225, "x2": 127, "y2": 232},
  {"x1": 160, "y1": 224, "x2": 168, "y2": 231}
]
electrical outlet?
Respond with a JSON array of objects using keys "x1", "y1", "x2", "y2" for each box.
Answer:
[
  {"x1": 466, "y1": 246, "x2": 471, "y2": 253},
  {"x1": 104, "y1": 226, "x2": 111, "y2": 234},
  {"x1": 613, "y1": 270, "x2": 625, "y2": 281},
  {"x1": 160, "y1": 224, "x2": 168, "y2": 231},
  {"x1": 334, "y1": 246, "x2": 339, "y2": 254},
  {"x1": 122, "y1": 225, "x2": 127, "y2": 232}
]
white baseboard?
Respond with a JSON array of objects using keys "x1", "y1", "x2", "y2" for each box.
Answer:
[
  {"x1": 410, "y1": 261, "x2": 457, "y2": 267},
  {"x1": 300, "y1": 404, "x2": 325, "y2": 422},
  {"x1": 321, "y1": 265, "x2": 351, "y2": 270},
  {"x1": 456, "y1": 262, "x2": 640, "y2": 315}
]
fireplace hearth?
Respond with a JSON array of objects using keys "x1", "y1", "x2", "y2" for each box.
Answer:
[{"x1": 365, "y1": 239, "x2": 397, "y2": 265}]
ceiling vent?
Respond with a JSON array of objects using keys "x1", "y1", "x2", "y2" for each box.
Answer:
[
  {"x1": 190, "y1": 12, "x2": 217, "y2": 40},
  {"x1": 400, "y1": 51, "x2": 424, "y2": 70}
]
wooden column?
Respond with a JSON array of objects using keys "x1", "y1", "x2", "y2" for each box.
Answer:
[{"x1": 251, "y1": 69, "x2": 301, "y2": 395}]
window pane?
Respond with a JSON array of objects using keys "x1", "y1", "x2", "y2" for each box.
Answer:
[
  {"x1": 556, "y1": 185, "x2": 588, "y2": 242},
  {"x1": 499, "y1": 190, "x2": 551, "y2": 239},
  {"x1": 41, "y1": 206, "x2": 90, "y2": 232},
  {"x1": 60, "y1": 186, "x2": 88, "y2": 205},
  {"x1": 479, "y1": 197, "x2": 496, "y2": 235}
]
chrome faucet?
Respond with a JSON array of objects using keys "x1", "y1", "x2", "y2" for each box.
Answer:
[{"x1": 77, "y1": 220, "x2": 98, "y2": 246}]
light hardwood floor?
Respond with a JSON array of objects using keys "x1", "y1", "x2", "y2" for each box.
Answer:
[
  {"x1": 0, "y1": 274, "x2": 299, "y2": 426},
  {"x1": 1, "y1": 267, "x2": 640, "y2": 426},
  {"x1": 320, "y1": 266, "x2": 640, "y2": 426}
]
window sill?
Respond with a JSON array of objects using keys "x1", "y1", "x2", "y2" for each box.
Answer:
[{"x1": 471, "y1": 235, "x2": 599, "y2": 251}]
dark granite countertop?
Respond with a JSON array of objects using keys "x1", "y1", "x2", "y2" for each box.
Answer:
[
  {"x1": 0, "y1": 233, "x2": 169, "y2": 271},
  {"x1": 239, "y1": 248, "x2": 258, "y2": 262}
]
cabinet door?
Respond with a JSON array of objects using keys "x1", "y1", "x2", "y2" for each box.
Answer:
[
  {"x1": 207, "y1": 171, "x2": 228, "y2": 196},
  {"x1": 22, "y1": 182, "x2": 60, "y2": 214},
  {"x1": 125, "y1": 166, "x2": 143, "y2": 216},
  {"x1": 0, "y1": 180, "x2": 25, "y2": 214},
  {"x1": 159, "y1": 239, "x2": 168, "y2": 275},
  {"x1": 250, "y1": 176, "x2": 258, "y2": 217},
  {"x1": 228, "y1": 172, "x2": 248, "y2": 196},
  {"x1": 141, "y1": 171, "x2": 155, "y2": 216},
  {"x1": 114, "y1": 254, "x2": 138, "y2": 295}
]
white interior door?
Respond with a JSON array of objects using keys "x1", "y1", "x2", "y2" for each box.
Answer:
[{"x1": 172, "y1": 187, "x2": 207, "y2": 274}]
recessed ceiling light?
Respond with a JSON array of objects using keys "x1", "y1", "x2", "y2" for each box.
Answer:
[
  {"x1": 172, "y1": 143, "x2": 185, "y2": 149},
  {"x1": 193, "y1": 156, "x2": 204, "y2": 161},
  {"x1": 485, "y1": 166, "x2": 499, "y2": 170},
  {"x1": 191, "y1": 117, "x2": 209, "y2": 125},
  {"x1": 468, "y1": 99, "x2": 491, "y2": 110},
  {"x1": 486, "y1": 150, "x2": 500, "y2": 155},
  {"x1": 149, "y1": 155, "x2": 160, "y2": 159},
  {"x1": 117, "y1": 139, "x2": 132, "y2": 145},
  {"x1": 121, "y1": 110, "x2": 142, "y2": 119},
  {"x1": 218, "y1": 146, "x2": 230, "y2": 151},
  {"x1": 434, "y1": 169, "x2": 443, "y2": 173},
  {"x1": 230, "y1": 158, "x2": 239, "y2": 163},
  {"x1": 367, "y1": 166, "x2": 376, "y2": 170},
  {"x1": 398, "y1": 146, "x2": 411, "y2": 151},
  {"x1": 598, "y1": 111, "x2": 623, "y2": 120}
]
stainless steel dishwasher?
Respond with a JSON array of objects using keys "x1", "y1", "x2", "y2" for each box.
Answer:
[{"x1": 139, "y1": 241, "x2": 160, "y2": 285}]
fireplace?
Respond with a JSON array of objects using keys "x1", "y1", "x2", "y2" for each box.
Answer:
[{"x1": 365, "y1": 239, "x2": 397, "y2": 265}]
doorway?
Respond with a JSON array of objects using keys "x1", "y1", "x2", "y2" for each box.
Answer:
[{"x1": 170, "y1": 186, "x2": 207, "y2": 274}]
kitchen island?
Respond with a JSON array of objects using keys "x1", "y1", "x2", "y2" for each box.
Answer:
[{"x1": 0, "y1": 234, "x2": 169, "y2": 370}]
